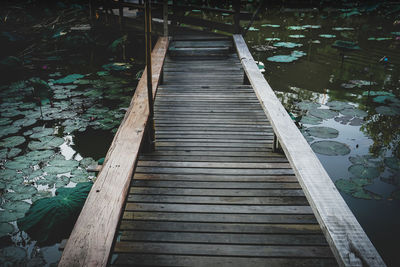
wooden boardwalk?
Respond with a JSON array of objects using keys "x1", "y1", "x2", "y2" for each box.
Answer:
[
  {"x1": 59, "y1": 33, "x2": 385, "y2": 267},
  {"x1": 110, "y1": 35, "x2": 337, "y2": 266}
]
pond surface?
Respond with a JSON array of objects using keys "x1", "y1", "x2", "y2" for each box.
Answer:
[{"x1": 243, "y1": 4, "x2": 399, "y2": 267}]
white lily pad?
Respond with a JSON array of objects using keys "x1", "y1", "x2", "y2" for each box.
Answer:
[
  {"x1": 311, "y1": 141, "x2": 350, "y2": 156},
  {"x1": 0, "y1": 136, "x2": 25, "y2": 148},
  {"x1": 309, "y1": 108, "x2": 338, "y2": 119},
  {"x1": 306, "y1": 126, "x2": 339, "y2": 139},
  {"x1": 348, "y1": 164, "x2": 380, "y2": 179},
  {"x1": 28, "y1": 136, "x2": 64, "y2": 150}
]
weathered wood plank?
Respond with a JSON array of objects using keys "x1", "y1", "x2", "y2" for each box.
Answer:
[
  {"x1": 114, "y1": 242, "x2": 333, "y2": 258},
  {"x1": 136, "y1": 161, "x2": 290, "y2": 169},
  {"x1": 233, "y1": 34, "x2": 385, "y2": 266},
  {"x1": 58, "y1": 37, "x2": 169, "y2": 267},
  {"x1": 111, "y1": 254, "x2": 338, "y2": 267},
  {"x1": 134, "y1": 167, "x2": 294, "y2": 176},
  {"x1": 133, "y1": 173, "x2": 294, "y2": 181}
]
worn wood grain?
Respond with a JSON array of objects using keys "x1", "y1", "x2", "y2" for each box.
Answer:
[
  {"x1": 233, "y1": 34, "x2": 385, "y2": 266},
  {"x1": 58, "y1": 37, "x2": 169, "y2": 267}
]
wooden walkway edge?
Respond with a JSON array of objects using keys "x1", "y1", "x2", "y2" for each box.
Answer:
[
  {"x1": 58, "y1": 37, "x2": 169, "y2": 267},
  {"x1": 233, "y1": 34, "x2": 385, "y2": 267}
]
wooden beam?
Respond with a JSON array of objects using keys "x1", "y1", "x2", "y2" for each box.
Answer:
[
  {"x1": 58, "y1": 37, "x2": 169, "y2": 267},
  {"x1": 232, "y1": 34, "x2": 385, "y2": 267}
]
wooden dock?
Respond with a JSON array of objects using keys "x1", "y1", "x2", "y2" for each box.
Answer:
[{"x1": 59, "y1": 33, "x2": 385, "y2": 266}]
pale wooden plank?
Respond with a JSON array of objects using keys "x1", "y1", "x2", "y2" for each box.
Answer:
[
  {"x1": 233, "y1": 34, "x2": 385, "y2": 266},
  {"x1": 58, "y1": 37, "x2": 169, "y2": 267}
]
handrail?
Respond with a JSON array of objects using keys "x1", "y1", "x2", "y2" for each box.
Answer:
[
  {"x1": 232, "y1": 34, "x2": 385, "y2": 267},
  {"x1": 58, "y1": 37, "x2": 169, "y2": 267}
]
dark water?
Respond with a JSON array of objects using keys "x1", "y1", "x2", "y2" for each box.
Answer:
[{"x1": 242, "y1": 5, "x2": 400, "y2": 267}]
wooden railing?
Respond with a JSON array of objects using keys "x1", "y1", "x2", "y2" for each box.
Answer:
[
  {"x1": 233, "y1": 34, "x2": 385, "y2": 267},
  {"x1": 58, "y1": 37, "x2": 168, "y2": 267}
]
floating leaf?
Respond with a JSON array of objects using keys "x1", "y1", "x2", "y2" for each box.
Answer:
[
  {"x1": 0, "y1": 136, "x2": 25, "y2": 148},
  {"x1": 43, "y1": 159, "x2": 79, "y2": 175},
  {"x1": 17, "y1": 182, "x2": 93, "y2": 244},
  {"x1": 349, "y1": 155, "x2": 380, "y2": 167},
  {"x1": 0, "y1": 246, "x2": 27, "y2": 266},
  {"x1": 326, "y1": 101, "x2": 353, "y2": 111},
  {"x1": 267, "y1": 55, "x2": 298, "y2": 63},
  {"x1": 289, "y1": 34, "x2": 305, "y2": 38},
  {"x1": 319, "y1": 34, "x2": 336, "y2": 38},
  {"x1": 306, "y1": 126, "x2": 339, "y2": 139},
  {"x1": 363, "y1": 91, "x2": 395, "y2": 97},
  {"x1": 311, "y1": 141, "x2": 350, "y2": 156},
  {"x1": 309, "y1": 108, "x2": 338, "y2": 119},
  {"x1": 332, "y1": 27, "x2": 354, "y2": 31},
  {"x1": 28, "y1": 136, "x2": 64, "y2": 150},
  {"x1": 348, "y1": 164, "x2": 380, "y2": 179},
  {"x1": 12, "y1": 117, "x2": 36, "y2": 128},
  {"x1": 29, "y1": 127, "x2": 54, "y2": 139},
  {"x1": 79, "y1": 157, "x2": 96, "y2": 168},
  {"x1": 300, "y1": 115, "x2": 322, "y2": 125},
  {"x1": 261, "y1": 24, "x2": 280, "y2": 28},
  {"x1": 25, "y1": 150, "x2": 55, "y2": 162},
  {"x1": 0, "y1": 148, "x2": 21, "y2": 160},
  {"x1": 102, "y1": 62, "x2": 131, "y2": 71},
  {"x1": 384, "y1": 157, "x2": 400, "y2": 170},
  {"x1": 296, "y1": 101, "x2": 320, "y2": 110},
  {"x1": 70, "y1": 168, "x2": 90, "y2": 183},
  {"x1": 54, "y1": 74, "x2": 85, "y2": 84},
  {"x1": 368, "y1": 37, "x2": 392, "y2": 41},
  {"x1": 0, "y1": 223, "x2": 14, "y2": 237},
  {"x1": 375, "y1": 106, "x2": 400, "y2": 116},
  {"x1": 273, "y1": 42, "x2": 303, "y2": 48},
  {"x1": 287, "y1": 26, "x2": 306, "y2": 30},
  {"x1": 340, "y1": 108, "x2": 367, "y2": 117},
  {"x1": 265, "y1": 37, "x2": 280, "y2": 41},
  {"x1": 335, "y1": 178, "x2": 377, "y2": 200},
  {"x1": 32, "y1": 191, "x2": 53, "y2": 203},
  {"x1": 1, "y1": 201, "x2": 31, "y2": 215}
]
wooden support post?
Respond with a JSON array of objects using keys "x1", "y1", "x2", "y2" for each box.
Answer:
[
  {"x1": 163, "y1": 0, "x2": 168, "y2": 37},
  {"x1": 272, "y1": 133, "x2": 280, "y2": 153},
  {"x1": 145, "y1": 0, "x2": 155, "y2": 151},
  {"x1": 233, "y1": 0, "x2": 241, "y2": 34},
  {"x1": 89, "y1": 0, "x2": 95, "y2": 25}
]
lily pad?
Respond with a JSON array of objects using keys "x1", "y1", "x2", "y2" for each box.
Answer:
[
  {"x1": 4, "y1": 159, "x2": 31, "y2": 170},
  {"x1": 32, "y1": 191, "x2": 53, "y2": 202},
  {"x1": 0, "y1": 223, "x2": 14, "y2": 237},
  {"x1": 309, "y1": 108, "x2": 338, "y2": 119},
  {"x1": 327, "y1": 101, "x2": 353, "y2": 111},
  {"x1": 296, "y1": 101, "x2": 321, "y2": 110},
  {"x1": 319, "y1": 34, "x2": 336, "y2": 38},
  {"x1": 54, "y1": 176, "x2": 70, "y2": 188},
  {"x1": 0, "y1": 136, "x2": 26, "y2": 148},
  {"x1": 0, "y1": 148, "x2": 21, "y2": 160},
  {"x1": 0, "y1": 210, "x2": 27, "y2": 222},
  {"x1": 340, "y1": 108, "x2": 367, "y2": 117},
  {"x1": 363, "y1": 91, "x2": 395, "y2": 97},
  {"x1": 43, "y1": 159, "x2": 79, "y2": 175},
  {"x1": 300, "y1": 115, "x2": 322, "y2": 125},
  {"x1": 287, "y1": 26, "x2": 306, "y2": 30},
  {"x1": 102, "y1": 62, "x2": 131, "y2": 71},
  {"x1": 289, "y1": 34, "x2": 305, "y2": 38},
  {"x1": 273, "y1": 42, "x2": 303, "y2": 48},
  {"x1": 1, "y1": 201, "x2": 31, "y2": 214},
  {"x1": 29, "y1": 127, "x2": 54, "y2": 139},
  {"x1": 79, "y1": 157, "x2": 97, "y2": 168},
  {"x1": 311, "y1": 141, "x2": 350, "y2": 156},
  {"x1": 332, "y1": 27, "x2": 354, "y2": 31},
  {"x1": 28, "y1": 136, "x2": 64, "y2": 150},
  {"x1": 4, "y1": 185, "x2": 37, "y2": 201},
  {"x1": 54, "y1": 74, "x2": 85, "y2": 84},
  {"x1": 70, "y1": 168, "x2": 91, "y2": 183},
  {"x1": 335, "y1": 178, "x2": 378, "y2": 200},
  {"x1": 261, "y1": 24, "x2": 280, "y2": 28},
  {"x1": 349, "y1": 155, "x2": 380, "y2": 167},
  {"x1": 265, "y1": 37, "x2": 280, "y2": 41},
  {"x1": 368, "y1": 37, "x2": 392, "y2": 41},
  {"x1": 306, "y1": 126, "x2": 339, "y2": 139},
  {"x1": 12, "y1": 118, "x2": 36, "y2": 128},
  {"x1": 375, "y1": 106, "x2": 400, "y2": 116},
  {"x1": 267, "y1": 55, "x2": 298, "y2": 63},
  {"x1": 25, "y1": 150, "x2": 55, "y2": 162},
  {"x1": 384, "y1": 157, "x2": 400, "y2": 170},
  {"x1": 348, "y1": 164, "x2": 380, "y2": 179},
  {"x1": 0, "y1": 246, "x2": 27, "y2": 265},
  {"x1": 17, "y1": 182, "x2": 93, "y2": 244}
]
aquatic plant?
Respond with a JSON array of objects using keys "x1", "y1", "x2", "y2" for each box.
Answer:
[{"x1": 311, "y1": 141, "x2": 350, "y2": 156}]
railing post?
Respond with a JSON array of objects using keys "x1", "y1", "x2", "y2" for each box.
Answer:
[
  {"x1": 163, "y1": 0, "x2": 168, "y2": 37},
  {"x1": 145, "y1": 0, "x2": 155, "y2": 151},
  {"x1": 118, "y1": 0, "x2": 124, "y2": 31}
]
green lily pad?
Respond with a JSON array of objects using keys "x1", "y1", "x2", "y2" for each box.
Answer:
[
  {"x1": 267, "y1": 55, "x2": 298, "y2": 63},
  {"x1": 340, "y1": 108, "x2": 367, "y2": 117},
  {"x1": 332, "y1": 27, "x2": 354, "y2": 31},
  {"x1": 25, "y1": 150, "x2": 55, "y2": 162},
  {"x1": 319, "y1": 34, "x2": 336, "y2": 38},
  {"x1": 311, "y1": 141, "x2": 350, "y2": 156},
  {"x1": 79, "y1": 157, "x2": 96, "y2": 168},
  {"x1": 287, "y1": 26, "x2": 306, "y2": 30},
  {"x1": 0, "y1": 136, "x2": 26, "y2": 148},
  {"x1": 0, "y1": 118, "x2": 12, "y2": 126},
  {"x1": 291, "y1": 50, "x2": 307, "y2": 58},
  {"x1": 0, "y1": 210, "x2": 27, "y2": 222},
  {"x1": 368, "y1": 37, "x2": 392, "y2": 41},
  {"x1": 1, "y1": 201, "x2": 31, "y2": 214},
  {"x1": 0, "y1": 246, "x2": 27, "y2": 265},
  {"x1": 0, "y1": 148, "x2": 21, "y2": 160},
  {"x1": 54, "y1": 176, "x2": 70, "y2": 188},
  {"x1": 384, "y1": 157, "x2": 400, "y2": 170},
  {"x1": 261, "y1": 24, "x2": 280, "y2": 28},
  {"x1": 54, "y1": 74, "x2": 85, "y2": 84},
  {"x1": 43, "y1": 159, "x2": 79, "y2": 175},
  {"x1": 348, "y1": 164, "x2": 380, "y2": 179},
  {"x1": 363, "y1": 91, "x2": 395, "y2": 96},
  {"x1": 372, "y1": 96, "x2": 397, "y2": 104},
  {"x1": 28, "y1": 136, "x2": 64, "y2": 150},
  {"x1": 265, "y1": 37, "x2": 280, "y2": 41},
  {"x1": 375, "y1": 106, "x2": 400, "y2": 116},
  {"x1": 309, "y1": 108, "x2": 338, "y2": 119},
  {"x1": 0, "y1": 223, "x2": 14, "y2": 237},
  {"x1": 70, "y1": 168, "x2": 91, "y2": 183},
  {"x1": 0, "y1": 126, "x2": 20, "y2": 138},
  {"x1": 248, "y1": 27, "x2": 259, "y2": 31},
  {"x1": 17, "y1": 182, "x2": 93, "y2": 244},
  {"x1": 273, "y1": 42, "x2": 303, "y2": 48},
  {"x1": 102, "y1": 62, "x2": 131, "y2": 71},
  {"x1": 289, "y1": 34, "x2": 305, "y2": 38},
  {"x1": 300, "y1": 115, "x2": 322, "y2": 125},
  {"x1": 326, "y1": 101, "x2": 353, "y2": 111},
  {"x1": 306, "y1": 126, "x2": 339, "y2": 139},
  {"x1": 4, "y1": 159, "x2": 32, "y2": 170},
  {"x1": 349, "y1": 117, "x2": 364, "y2": 126},
  {"x1": 335, "y1": 178, "x2": 379, "y2": 200},
  {"x1": 29, "y1": 127, "x2": 54, "y2": 139},
  {"x1": 32, "y1": 191, "x2": 53, "y2": 202},
  {"x1": 296, "y1": 101, "x2": 321, "y2": 110},
  {"x1": 12, "y1": 118, "x2": 36, "y2": 128}
]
